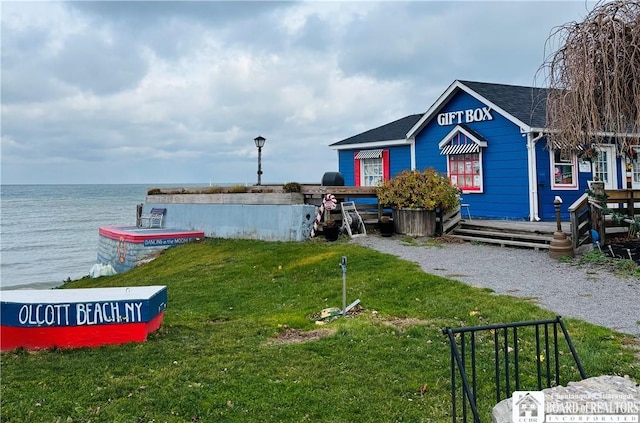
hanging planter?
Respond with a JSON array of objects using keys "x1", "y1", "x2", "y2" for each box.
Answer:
[
  {"x1": 625, "y1": 147, "x2": 638, "y2": 162},
  {"x1": 580, "y1": 146, "x2": 597, "y2": 162}
]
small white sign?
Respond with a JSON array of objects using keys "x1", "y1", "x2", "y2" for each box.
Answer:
[{"x1": 579, "y1": 160, "x2": 592, "y2": 172}]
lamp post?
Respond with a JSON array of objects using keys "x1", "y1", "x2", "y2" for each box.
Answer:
[{"x1": 254, "y1": 136, "x2": 266, "y2": 185}]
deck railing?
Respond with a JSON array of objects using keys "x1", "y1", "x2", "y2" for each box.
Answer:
[
  {"x1": 442, "y1": 317, "x2": 587, "y2": 423},
  {"x1": 569, "y1": 188, "x2": 640, "y2": 248},
  {"x1": 568, "y1": 193, "x2": 592, "y2": 249}
]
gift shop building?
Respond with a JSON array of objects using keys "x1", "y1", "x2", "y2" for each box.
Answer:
[{"x1": 330, "y1": 80, "x2": 640, "y2": 221}]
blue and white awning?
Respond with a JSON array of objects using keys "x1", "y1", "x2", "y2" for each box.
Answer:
[
  {"x1": 438, "y1": 125, "x2": 488, "y2": 155},
  {"x1": 440, "y1": 143, "x2": 480, "y2": 155}
]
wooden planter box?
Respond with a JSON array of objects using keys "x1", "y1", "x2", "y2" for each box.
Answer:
[{"x1": 393, "y1": 208, "x2": 437, "y2": 237}]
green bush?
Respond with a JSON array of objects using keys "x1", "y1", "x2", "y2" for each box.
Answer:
[
  {"x1": 377, "y1": 168, "x2": 459, "y2": 212},
  {"x1": 283, "y1": 182, "x2": 302, "y2": 193},
  {"x1": 228, "y1": 184, "x2": 248, "y2": 193},
  {"x1": 204, "y1": 186, "x2": 225, "y2": 194}
]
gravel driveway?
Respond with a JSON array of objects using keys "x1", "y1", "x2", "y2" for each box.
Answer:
[{"x1": 352, "y1": 236, "x2": 640, "y2": 336}]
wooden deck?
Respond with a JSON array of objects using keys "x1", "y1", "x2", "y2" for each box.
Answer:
[
  {"x1": 300, "y1": 186, "x2": 572, "y2": 249},
  {"x1": 449, "y1": 219, "x2": 565, "y2": 250},
  {"x1": 461, "y1": 219, "x2": 564, "y2": 233}
]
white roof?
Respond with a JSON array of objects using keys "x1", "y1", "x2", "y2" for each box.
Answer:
[{"x1": 1, "y1": 286, "x2": 166, "y2": 303}]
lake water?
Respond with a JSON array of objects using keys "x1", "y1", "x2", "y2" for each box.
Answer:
[{"x1": 1, "y1": 184, "x2": 166, "y2": 290}]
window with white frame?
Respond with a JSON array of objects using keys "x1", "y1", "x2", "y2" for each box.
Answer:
[
  {"x1": 360, "y1": 158, "x2": 383, "y2": 186},
  {"x1": 448, "y1": 153, "x2": 482, "y2": 191},
  {"x1": 631, "y1": 146, "x2": 640, "y2": 185},
  {"x1": 551, "y1": 150, "x2": 578, "y2": 189},
  {"x1": 354, "y1": 149, "x2": 389, "y2": 186},
  {"x1": 439, "y1": 126, "x2": 486, "y2": 192}
]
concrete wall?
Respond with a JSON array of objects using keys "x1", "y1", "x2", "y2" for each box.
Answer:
[{"x1": 141, "y1": 202, "x2": 316, "y2": 242}]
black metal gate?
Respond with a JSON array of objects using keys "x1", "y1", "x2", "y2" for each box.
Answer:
[{"x1": 442, "y1": 316, "x2": 587, "y2": 423}]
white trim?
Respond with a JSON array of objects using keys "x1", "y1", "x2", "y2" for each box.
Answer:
[
  {"x1": 409, "y1": 137, "x2": 416, "y2": 170},
  {"x1": 358, "y1": 154, "x2": 385, "y2": 187},
  {"x1": 446, "y1": 150, "x2": 484, "y2": 194},
  {"x1": 629, "y1": 146, "x2": 640, "y2": 189},
  {"x1": 406, "y1": 80, "x2": 533, "y2": 139},
  {"x1": 330, "y1": 139, "x2": 409, "y2": 150},
  {"x1": 592, "y1": 144, "x2": 618, "y2": 190},
  {"x1": 550, "y1": 150, "x2": 579, "y2": 190},
  {"x1": 527, "y1": 132, "x2": 544, "y2": 221},
  {"x1": 528, "y1": 127, "x2": 640, "y2": 138}
]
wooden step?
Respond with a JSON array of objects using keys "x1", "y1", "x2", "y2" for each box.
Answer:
[
  {"x1": 448, "y1": 234, "x2": 551, "y2": 250},
  {"x1": 457, "y1": 223, "x2": 554, "y2": 237},
  {"x1": 452, "y1": 228, "x2": 552, "y2": 244}
]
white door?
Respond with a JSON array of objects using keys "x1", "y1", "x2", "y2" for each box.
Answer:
[
  {"x1": 630, "y1": 146, "x2": 640, "y2": 189},
  {"x1": 592, "y1": 145, "x2": 617, "y2": 190}
]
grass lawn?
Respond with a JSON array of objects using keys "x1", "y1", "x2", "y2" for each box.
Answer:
[{"x1": 2, "y1": 238, "x2": 638, "y2": 422}]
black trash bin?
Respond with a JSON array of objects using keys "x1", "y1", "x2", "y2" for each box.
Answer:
[{"x1": 321, "y1": 172, "x2": 344, "y2": 186}]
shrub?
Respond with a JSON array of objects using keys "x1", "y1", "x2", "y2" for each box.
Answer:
[
  {"x1": 204, "y1": 186, "x2": 225, "y2": 194},
  {"x1": 376, "y1": 168, "x2": 459, "y2": 212},
  {"x1": 283, "y1": 182, "x2": 302, "y2": 193},
  {"x1": 228, "y1": 185, "x2": 248, "y2": 193}
]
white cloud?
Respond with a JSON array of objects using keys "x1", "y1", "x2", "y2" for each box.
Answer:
[{"x1": 1, "y1": 1, "x2": 596, "y2": 185}]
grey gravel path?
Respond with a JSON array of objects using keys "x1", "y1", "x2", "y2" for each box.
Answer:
[{"x1": 351, "y1": 236, "x2": 640, "y2": 336}]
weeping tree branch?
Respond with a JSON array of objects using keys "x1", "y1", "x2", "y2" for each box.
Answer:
[{"x1": 540, "y1": 0, "x2": 640, "y2": 153}]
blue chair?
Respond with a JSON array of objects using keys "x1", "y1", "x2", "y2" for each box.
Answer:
[
  {"x1": 458, "y1": 194, "x2": 471, "y2": 220},
  {"x1": 590, "y1": 229, "x2": 601, "y2": 250}
]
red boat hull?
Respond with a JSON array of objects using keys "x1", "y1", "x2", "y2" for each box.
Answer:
[{"x1": 1, "y1": 286, "x2": 167, "y2": 351}]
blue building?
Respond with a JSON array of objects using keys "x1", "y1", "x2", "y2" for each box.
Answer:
[{"x1": 330, "y1": 80, "x2": 640, "y2": 221}]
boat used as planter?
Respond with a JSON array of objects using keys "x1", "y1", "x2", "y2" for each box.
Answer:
[{"x1": 0, "y1": 285, "x2": 167, "y2": 351}]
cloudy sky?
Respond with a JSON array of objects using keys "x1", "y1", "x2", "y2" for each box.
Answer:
[{"x1": 1, "y1": 1, "x2": 597, "y2": 185}]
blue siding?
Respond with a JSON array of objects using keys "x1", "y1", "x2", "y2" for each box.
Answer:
[
  {"x1": 338, "y1": 150, "x2": 356, "y2": 185},
  {"x1": 334, "y1": 86, "x2": 632, "y2": 222},
  {"x1": 415, "y1": 92, "x2": 531, "y2": 220},
  {"x1": 337, "y1": 145, "x2": 411, "y2": 186},
  {"x1": 536, "y1": 141, "x2": 627, "y2": 220},
  {"x1": 389, "y1": 146, "x2": 412, "y2": 178}
]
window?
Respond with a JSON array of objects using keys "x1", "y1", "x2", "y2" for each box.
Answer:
[
  {"x1": 592, "y1": 148, "x2": 610, "y2": 186},
  {"x1": 631, "y1": 146, "x2": 640, "y2": 185},
  {"x1": 439, "y1": 125, "x2": 486, "y2": 193},
  {"x1": 449, "y1": 153, "x2": 481, "y2": 191},
  {"x1": 551, "y1": 150, "x2": 578, "y2": 189},
  {"x1": 360, "y1": 158, "x2": 383, "y2": 186},
  {"x1": 354, "y1": 150, "x2": 389, "y2": 186}
]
